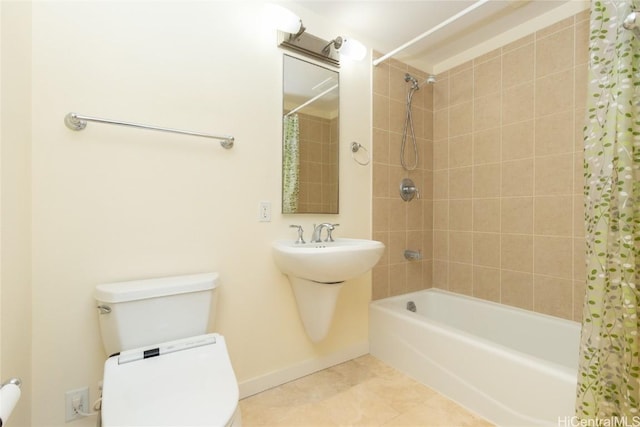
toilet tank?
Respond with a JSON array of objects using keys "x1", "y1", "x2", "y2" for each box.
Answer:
[{"x1": 94, "y1": 272, "x2": 219, "y2": 356}]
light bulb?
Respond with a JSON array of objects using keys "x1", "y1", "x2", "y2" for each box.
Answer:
[
  {"x1": 264, "y1": 3, "x2": 302, "y2": 34},
  {"x1": 339, "y1": 37, "x2": 367, "y2": 61}
]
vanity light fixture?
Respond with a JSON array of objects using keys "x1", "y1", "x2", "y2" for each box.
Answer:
[{"x1": 268, "y1": 3, "x2": 366, "y2": 67}]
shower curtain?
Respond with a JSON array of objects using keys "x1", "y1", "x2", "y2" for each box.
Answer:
[
  {"x1": 577, "y1": 0, "x2": 640, "y2": 419},
  {"x1": 282, "y1": 114, "x2": 300, "y2": 213}
]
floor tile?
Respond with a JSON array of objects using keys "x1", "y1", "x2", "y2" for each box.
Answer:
[{"x1": 240, "y1": 355, "x2": 494, "y2": 427}]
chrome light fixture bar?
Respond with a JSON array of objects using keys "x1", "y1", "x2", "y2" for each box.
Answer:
[
  {"x1": 268, "y1": 3, "x2": 365, "y2": 67},
  {"x1": 278, "y1": 30, "x2": 340, "y2": 67}
]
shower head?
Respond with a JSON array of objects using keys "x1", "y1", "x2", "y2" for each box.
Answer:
[{"x1": 404, "y1": 73, "x2": 420, "y2": 90}]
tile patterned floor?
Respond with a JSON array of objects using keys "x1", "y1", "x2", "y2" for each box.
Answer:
[{"x1": 239, "y1": 355, "x2": 494, "y2": 427}]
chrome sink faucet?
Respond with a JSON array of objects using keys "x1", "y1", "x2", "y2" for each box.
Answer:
[{"x1": 311, "y1": 223, "x2": 340, "y2": 243}]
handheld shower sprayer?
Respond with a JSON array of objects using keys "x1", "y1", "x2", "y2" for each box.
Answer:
[{"x1": 404, "y1": 73, "x2": 420, "y2": 90}]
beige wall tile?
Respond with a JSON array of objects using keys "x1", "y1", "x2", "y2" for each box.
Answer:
[
  {"x1": 372, "y1": 265, "x2": 390, "y2": 300},
  {"x1": 575, "y1": 19, "x2": 589, "y2": 66},
  {"x1": 473, "y1": 198, "x2": 501, "y2": 232},
  {"x1": 449, "y1": 102, "x2": 473, "y2": 137},
  {"x1": 432, "y1": 260, "x2": 449, "y2": 288},
  {"x1": 473, "y1": 232, "x2": 500, "y2": 268},
  {"x1": 373, "y1": 93, "x2": 390, "y2": 130},
  {"x1": 535, "y1": 153, "x2": 573, "y2": 196},
  {"x1": 449, "y1": 134, "x2": 473, "y2": 168},
  {"x1": 433, "y1": 76, "x2": 450, "y2": 111},
  {"x1": 433, "y1": 200, "x2": 449, "y2": 230},
  {"x1": 449, "y1": 166, "x2": 473, "y2": 199},
  {"x1": 574, "y1": 238, "x2": 587, "y2": 283},
  {"x1": 502, "y1": 82, "x2": 534, "y2": 125},
  {"x1": 534, "y1": 195, "x2": 573, "y2": 236},
  {"x1": 373, "y1": 61, "x2": 390, "y2": 97},
  {"x1": 434, "y1": 109, "x2": 449, "y2": 140},
  {"x1": 474, "y1": 92, "x2": 501, "y2": 132},
  {"x1": 389, "y1": 198, "x2": 407, "y2": 232},
  {"x1": 474, "y1": 128, "x2": 501, "y2": 165},
  {"x1": 450, "y1": 231, "x2": 473, "y2": 264},
  {"x1": 433, "y1": 230, "x2": 449, "y2": 260},
  {"x1": 535, "y1": 69, "x2": 574, "y2": 117},
  {"x1": 473, "y1": 163, "x2": 501, "y2": 198},
  {"x1": 389, "y1": 231, "x2": 407, "y2": 264},
  {"x1": 449, "y1": 199, "x2": 473, "y2": 231},
  {"x1": 501, "y1": 197, "x2": 534, "y2": 234},
  {"x1": 373, "y1": 128, "x2": 390, "y2": 164},
  {"x1": 473, "y1": 266, "x2": 501, "y2": 302},
  {"x1": 501, "y1": 270, "x2": 534, "y2": 310},
  {"x1": 535, "y1": 111, "x2": 574, "y2": 156},
  {"x1": 373, "y1": 163, "x2": 390, "y2": 198},
  {"x1": 433, "y1": 139, "x2": 448, "y2": 170},
  {"x1": 373, "y1": 198, "x2": 390, "y2": 232},
  {"x1": 501, "y1": 234, "x2": 533, "y2": 273},
  {"x1": 502, "y1": 120, "x2": 534, "y2": 161},
  {"x1": 449, "y1": 262, "x2": 473, "y2": 296},
  {"x1": 501, "y1": 159, "x2": 534, "y2": 197},
  {"x1": 502, "y1": 43, "x2": 534, "y2": 89},
  {"x1": 450, "y1": 67, "x2": 473, "y2": 105},
  {"x1": 433, "y1": 170, "x2": 448, "y2": 200},
  {"x1": 475, "y1": 57, "x2": 502, "y2": 97},
  {"x1": 389, "y1": 263, "x2": 407, "y2": 296},
  {"x1": 534, "y1": 236, "x2": 573, "y2": 279},
  {"x1": 534, "y1": 275, "x2": 573, "y2": 319},
  {"x1": 536, "y1": 27, "x2": 574, "y2": 78}
]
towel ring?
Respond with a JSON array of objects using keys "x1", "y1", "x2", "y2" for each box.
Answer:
[{"x1": 351, "y1": 142, "x2": 370, "y2": 166}]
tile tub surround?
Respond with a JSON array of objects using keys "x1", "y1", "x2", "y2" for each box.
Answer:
[
  {"x1": 239, "y1": 355, "x2": 493, "y2": 426},
  {"x1": 372, "y1": 10, "x2": 589, "y2": 322}
]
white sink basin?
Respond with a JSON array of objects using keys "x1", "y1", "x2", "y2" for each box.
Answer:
[{"x1": 272, "y1": 238, "x2": 385, "y2": 283}]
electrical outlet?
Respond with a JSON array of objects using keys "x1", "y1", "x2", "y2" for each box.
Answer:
[
  {"x1": 65, "y1": 387, "x2": 89, "y2": 422},
  {"x1": 258, "y1": 201, "x2": 271, "y2": 222}
]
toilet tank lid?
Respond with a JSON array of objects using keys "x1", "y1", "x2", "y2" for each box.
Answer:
[{"x1": 94, "y1": 272, "x2": 218, "y2": 303}]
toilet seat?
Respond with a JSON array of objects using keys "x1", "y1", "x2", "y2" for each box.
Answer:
[{"x1": 101, "y1": 333, "x2": 240, "y2": 427}]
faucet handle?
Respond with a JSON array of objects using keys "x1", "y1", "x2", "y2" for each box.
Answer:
[
  {"x1": 289, "y1": 225, "x2": 305, "y2": 244},
  {"x1": 325, "y1": 223, "x2": 340, "y2": 242}
]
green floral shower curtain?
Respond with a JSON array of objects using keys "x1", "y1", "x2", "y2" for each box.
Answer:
[
  {"x1": 577, "y1": 0, "x2": 640, "y2": 419},
  {"x1": 283, "y1": 114, "x2": 300, "y2": 213}
]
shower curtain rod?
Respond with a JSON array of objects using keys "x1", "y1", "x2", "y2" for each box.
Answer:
[
  {"x1": 372, "y1": 0, "x2": 491, "y2": 67},
  {"x1": 284, "y1": 84, "x2": 338, "y2": 117},
  {"x1": 64, "y1": 112, "x2": 234, "y2": 149}
]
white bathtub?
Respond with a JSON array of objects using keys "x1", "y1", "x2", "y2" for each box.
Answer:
[{"x1": 369, "y1": 289, "x2": 581, "y2": 426}]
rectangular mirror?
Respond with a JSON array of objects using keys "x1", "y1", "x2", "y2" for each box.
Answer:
[{"x1": 282, "y1": 55, "x2": 339, "y2": 214}]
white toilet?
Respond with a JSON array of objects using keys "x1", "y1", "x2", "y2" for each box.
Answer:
[{"x1": 94, "y1": 272, "x2": 241, "y2": 426}]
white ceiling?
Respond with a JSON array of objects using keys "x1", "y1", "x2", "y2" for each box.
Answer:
[{"x1": 294, "y1": 0, "x2": 585, "y2": 72}]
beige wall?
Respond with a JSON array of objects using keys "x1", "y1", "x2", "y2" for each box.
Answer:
[
  {"x1": 372, "y1": 11, "x2": 588, "y2": 322},
  {"x1": 18, "y1": 2, "x2": 372, "y2": 426},
  {"x1": 1, "y1": 2, "x2": 33, "y2": 425},
  {"x1": 371, "y1": 57, "x2": 434, "y2": 299}
]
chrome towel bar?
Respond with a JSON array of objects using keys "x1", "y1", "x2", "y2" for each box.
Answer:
[{"x1": 64, "y1": 112, "x2": 234, "y2": 149}]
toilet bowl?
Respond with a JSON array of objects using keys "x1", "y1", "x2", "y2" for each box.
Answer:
[{"x1": 95, "y1": 273, "x2": 241, "y2": 426}]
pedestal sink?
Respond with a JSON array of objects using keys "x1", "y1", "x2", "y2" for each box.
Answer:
[{"x1": 272, "y1": 238, "x2": 385, "y2": 342}]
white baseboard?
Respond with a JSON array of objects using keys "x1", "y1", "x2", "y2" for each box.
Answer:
[{"x1": 238, "y1": 340, "x2": 369, "y2": 399}]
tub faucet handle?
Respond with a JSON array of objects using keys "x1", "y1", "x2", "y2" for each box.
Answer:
[{"x1": 289, "y1": 224, "x2": 305, "y2": 244}]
